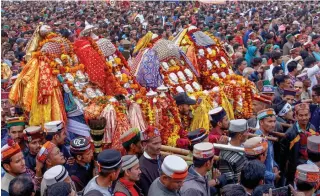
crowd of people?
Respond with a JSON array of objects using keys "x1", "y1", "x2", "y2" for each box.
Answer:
[{"x1": 1, "y1": 0, "x2": 320, "y2": 196}]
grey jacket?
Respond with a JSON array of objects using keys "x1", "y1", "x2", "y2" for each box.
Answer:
[
  {"x1": 148, "y1": 177, "x2": 180, "y2": 196},
  {"x1": 180, "y1": 166, "x2": 210, "y2": 196}
]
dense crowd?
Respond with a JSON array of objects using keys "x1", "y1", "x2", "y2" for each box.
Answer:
[{"x1": 1, "y1": 1, "x2": 320, "y2": 196}]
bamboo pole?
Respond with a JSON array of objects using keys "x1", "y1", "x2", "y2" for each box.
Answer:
[
  {"x1": 247, "y1": 133, "x2": 279, "y2": 142},
  {"x1": 161, "y1": 145, "x2": 190, "y2": 156},
  {"x1": 160, "y1": 151, "x2": 219, "y2": 161}
]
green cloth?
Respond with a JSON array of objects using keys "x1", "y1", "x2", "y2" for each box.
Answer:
[{"x1": 7, "y1": 122, "x2": 25, "y2": 128}]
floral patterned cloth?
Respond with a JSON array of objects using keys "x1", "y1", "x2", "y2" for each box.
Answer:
[{"x1": 136, "y1": 49, "x2": 163, "y2": 88}]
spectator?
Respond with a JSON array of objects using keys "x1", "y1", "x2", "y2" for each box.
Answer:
[
  {"x1": 221, "y1": 184, "x2": 247, "y2": 196},
  {"x1": 240, "y1": 160, "x2": 266, "y2": 195},
  {"x1": 9, "y1": 174, "x2": 35, "y2": 196},
  {"x1": 46, "y1": 182, "x2": 76, "y2": 196},
  {"x1": 234, "y1": 58, "x2": 248, "y2": 76}
]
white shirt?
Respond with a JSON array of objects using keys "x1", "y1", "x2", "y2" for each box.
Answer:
[
  {"x1": 264, "y1": 64, "x2": 275, "y2": 81},
  {"x1": 303, "y1": 65, "x2": 320, "y2": 87}
]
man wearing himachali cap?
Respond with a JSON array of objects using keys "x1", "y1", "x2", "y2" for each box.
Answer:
[
  {"x1": 23, "y1": 126, "x2": 43, "y2": 172},
  {"x1": 4, "y1": 117, "x2": 26, "y2": 149},
  {"x1": 148, "y1": 155, "x2": 188, "y2": 196},
  {"x1": 254, "y1": 109, "x2": 280, "y2": 185},
  {"x1": 208, "y1": 107, "x2": 230, "y2": 147},
  {"x1": 273, "y1": 100, "x2": 295, "y2": 132},
  {"x1": 294, "y1": 164, "x2": 320, "y2": 196},
  {"x1": 67, "y1": 137, "x2": 94, "y2": 192},
  {"x1": 114, "y1": 155, "x2": 143, "y2": 196},
  {"x1": 41, "y1": 165, "x2": 76, "y2": 196},
  {"x1": 219, "y1": 119, "x2": 248, "y2": 185},
  {"x1": 180, "y1": 142, "x2": 216, "y2": 196},
  {"x1": 120, "y1": 128, "x2": 143, "y2": 157},
  {"x1": 44, "y1": 121, "x2": 71, "y2": 161},
  {"x1": 306, "y1": 136, "x2": 320, "y2": 168},
  {"x1": 1, "y1": 139, "x2": 27, "y2": 195},
  {"x1": 139, "y1": 126, "x2": 163, "y2": 196},
  {"x1": 84, "y1": 149, "x2": 122, "y2": 196},
  {"x1": 285, "y1": 103, "x2": 317, "y2": 185}
]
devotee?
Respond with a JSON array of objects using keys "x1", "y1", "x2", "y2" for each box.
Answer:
[
  {"x1": 173, "y1": 92, "x2": 196, "y2": 131},
  {"x1": 44, "y1": 121, "x2": 71, "y2": 160},
  {"x1": 283, "y1": 34, "x2": 295, "y2": 56},
  {"x1": 254, "y1": 109, "x2": 280, "y2": 185},
  {"x1": 208, "y1": 107, "x2": 229, "y2": 146},
  {"x1": 248, "y1": 95, "x2": 273, "y2": 129},
  {"x1": 114, "y1": 155, "x2": 143, "y2": 196},
  {"x1": 120, "y1": 128, "x2": 143, "y2": 157},
  {"x1": 149, "y1": 155, "x2": 188, "y2": 196},
  {"x1": 287, "y1": 61, "x2": 299, "y2": 88},
  {"x1": 274, "y1": 75, "x2": 292, "y2": 100},
  {"x1": 294, "y1": 164, "x2": 319, "y2": 196},
  {"x1": 9, "y1": 174, "x2": 35, "y2": 196},
  {"x1": 1, "y1": 140, "x2": 27, "y2": 195},
  {"x1": 297, "y1": 73, "x2": 313, "y2": 101},
  {"x1": 273, "y1": 100, "x2": 294, "y2": 132},
  {"x1": 240, "y1": 160, "x2": 266, "y2": 195},
  {"x1": 84, "y1": 149, "x2": 122, "y2": 196},
  {"x1": 180, "y1": 142, "x2": 214, "y2": 196},
  {"x1": 282, "y1": 88, "x2": 297, "y2": 105},
  {"x1": 67, "y1": 137, "x2": 94, "y2": 192},
  {"x1": 187, "y1": 128, "x2": 209, "y2": 152},
  {"x1": 310, "y1": 84, "x2": 320, "y2": 132},
  {"x1": 294, "y1": 81, "x2": 304, "y2": 102},
  {"x1": 37, "y1": 141, "x2": 66, "y2": 176},
  {"x1": 41, "y1": 165, "x2": 75, "y2": 196},
  {"x1": 302, "y1": 56, "x2": 320, "y2": 87},
  {"x1": 23, "y1": 126, "x2": 43, "y2": 172},
  {"x1": 139, "y1": 126, "x2": 163, "y2": 196},
  {"x1": 265, "y1": 51, "x2": 282, "y2": 81},
  {"x1": 284, "y1": 47, "x2": 302, "y2": 75},
  {"x1": 5, "y1": 117, "x2": 26, "y2": 150},
  {"x1": 219, "y1": 119, "x2": 248, "y2": 184},
  {"x1": 285, "y1": 103, "x2": 317, "y2": 185},
  {"x1": 46, "y1": 181, "x2": 76, "y2": 196}
]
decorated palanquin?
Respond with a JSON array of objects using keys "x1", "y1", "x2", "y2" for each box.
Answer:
[
  {"x1": 173, "y1": 26, "x2": 256, "y2": 118},
  {"x1": 173, "y1": 25, "x2": 233, "y2": 90},
  {"x1": 131, "y1": 32, "x2": 202, "y2": 95},
  {"x1": 9, "y1": 24, "x2": 68, "y2": 125}
]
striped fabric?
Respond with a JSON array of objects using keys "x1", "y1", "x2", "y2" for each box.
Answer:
[{"x1": 218, "y1": 150, "x2": 247, "y2": 184}]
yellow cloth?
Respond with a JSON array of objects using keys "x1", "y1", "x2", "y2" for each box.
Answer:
[
  {"x1": 190, "y1": 96, "x2": 212, "y2": 131},
  {"x1": 1, "y1": 63, "x2": 12, "y2": 80},
  {"x1": 221, "y1": 92, "x2": 234, "y2": 120},
  {"x1": 133, "y1": 32, "x2": 153, "y2": 54}
]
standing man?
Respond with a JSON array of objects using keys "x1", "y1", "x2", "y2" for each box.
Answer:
[
  {"x1": 219, "y1": 119, "x2": 248, "y2": 184},
  {"x1": 139, "y1": 126, "x2": 163, "y2": 196},
  {"x1": 208, "y1": 107, "x2": 230, "y2": 147},
  {"x1": 173, "y1": 92, "x2": 196, "y2": 131},
  {"x1": 23, "y1": 126, "x2": 43, "y2": 172},
  {"x1": 285, "y1": 103, "x2": 317, "y2": 185},
  {"x1": 310, "y1": 84, "x2": 320, "y2": 132},
  {"x1": 273, "y1": 101, "x2": 294, "y2": 133},
  {"x1": 282, "y1": 89, "x2": 297, "y2": 105},
  {"x1": 37, "y1": 141, "x2": 66, "y2": 172},
  {"x1": 180, "y1": 142, "x2": 215, "y2": 196},
  {"x1": 114, "y1": 155, "x2": 143, "y2": 196},
  {"x1": 1, "y1": 140, "x2": 26, "y2": 195},
  {"x1": 4, "y1": 117, "x2": 26, "y2": 149},
  {"x1": 67, "y1": 137, "x2": 94, "y2": 192},
  {"x1": 255, "y1": 109, "x2": 280, "y2": 185},
  {"x1": 149, "y1": 155, "x2": 188, "y2": 196},
  {"x1": 84, "y1": 149, "x2": 122, "y2": 196},
  {"x1": 120, "y1": 128, "x2": 143, "y2": 157},
  {"x1": 283, "y1": 34, "x2": 295, "y2": 56},
  {"x1": 44, "y1": 121, "x2": 71, "y2": 161},
  {"x1": 248, "y1": 95, "x2": 272, "y2": 130}
]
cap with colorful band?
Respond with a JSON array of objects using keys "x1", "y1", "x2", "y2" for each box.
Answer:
[
  {"x1": 244, "y1": 137, "x2": 268, "y2": 156},
  {"x1": 6, "y1": 117, "x2": 26, "y2": 129},
  {"x1": 296, "y1": 73, "x2": 308, "y2": 81},
  {"x1": 120, "y1": 128, "x2": 141, "y2": 149},
  {"x1": 188, "y1": 128, "x2": 208, "y2": 144},
  {"x1": 307, "y1": 136, "x2": 320, "y2": 153},
  {"x1": 193, "y1": 142, "x2": 214, "y2": 159},
  {"x1": 283, "y1": 88, "x2": 296, "y2": 97},
  {"x1": 254, "y1": 95, "x2": 272, "y2": 105},
  {"x1": 44, "y1": 121, "x2": 64, "y2": 134},
  {"x1": 261, "y1": 85, "x2": 275, "y2": 94},
  {"x1": 37, "y1": 141, "x2": 56, "y2": 163},
  {"x1": 295, "y1": 164, "x2": 319, "y2": 183},
  {"x1": 23, "y1": 126, "x2": 43, "y2": 142},
  {"x1": 140, "y1": 126, "x2": 161, "y2": 141},
  {"x1": 121, "y1": 155, "x2": 139, "y2": 171},
  {"x1": 294, "y1": 103, "x2": 309, "y2": 113},
  {"x1": 161, "y1": 155, "x2": 188, "y2": 180},
  {"x1": 1, "y1": 139, "x2": 21, "y2": 161},
  {"x1": 257, "y1": 109, "x2": 276, "y2": 120}
]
